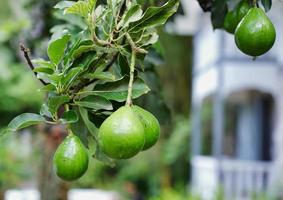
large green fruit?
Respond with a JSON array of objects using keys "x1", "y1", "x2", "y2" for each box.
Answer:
[
  {"x1": 98, "y1": 106, "x2": 145, "y2": 159},
  {"x1": 223, "y1": 0, "x2": 250, "y2": 34},
  {"x1": 53, "y1": 135, "x2": 89, "y2": 181},
  {"x1": 133, "y1": 106, "x2": 160, "y2": 150},
  {"x1": 235, "y1": 8, "x2": 276, "y2": 57}
]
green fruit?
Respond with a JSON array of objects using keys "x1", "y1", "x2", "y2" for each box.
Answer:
[
  {"x1": 235, "y1": 8, "x2": 276, "y2": 57},
  {"x1": 133, "y1": 106, "x2": 160, "y2": 150},
  {"x1": 98, "y1": 106, "x2": 145, "y2": 159},
  {"x1": 53, "y1": 135, "x2": 89, "y2": 181},
  {"x1": 223, "y1": 0, "x2": 250, "y2": 34}
]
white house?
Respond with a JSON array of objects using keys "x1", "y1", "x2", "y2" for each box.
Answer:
[{"x1": 168, "y1": 0, "x2": 283, "y2": 199}]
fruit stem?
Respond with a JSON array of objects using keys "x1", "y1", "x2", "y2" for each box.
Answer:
[
  {"x1": 252, "y1": 0, "x2": 257, "y2": 7},
  {"x1": 64, "y1": 104, "x2": 73, "y2": 136},
  {"x1": 126, "y1": 52, "x2": 136, "y2": 106}
]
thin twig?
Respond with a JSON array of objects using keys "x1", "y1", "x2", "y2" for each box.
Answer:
[
  {"x1": 126, "y1": 52, "x2": 136, "y2": 106},
  {"x1": 125, "y1": 33, "x2": 148, "y2": 54},
  {"x1": 20, "y1": 44, "x2": 47, "y2": 85}
]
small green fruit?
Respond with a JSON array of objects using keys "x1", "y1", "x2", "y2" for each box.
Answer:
[
  {"x1": 133, "y1": 106, "x2": 160, "y2": 150},
  {"x1": 223, "y1": 0, "x2": 250, "y2": 34},
  {"x1": 53, "y1": 135, "x2": 89, "y2": 181},
  {"x1": 98, "y1": 106, "x2": 145, "y2": 159},
  {"x1": 235, "y1": 8, "x2": 276, "y2": 57}
]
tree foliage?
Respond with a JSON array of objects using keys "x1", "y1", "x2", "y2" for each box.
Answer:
[
  {"x1": 2, "y1": 0, "x2": 179, "y2": 166},
  {"x1": 196, "y1": 0, "x2": 272, "y2": 29}
]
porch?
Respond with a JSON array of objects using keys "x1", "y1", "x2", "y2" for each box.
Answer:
[{"x1": 191, "y1": 156, "x2": 274, "y2": 200}]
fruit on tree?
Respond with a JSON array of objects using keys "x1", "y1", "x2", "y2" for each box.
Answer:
[
  {"x1": 235, "y1": 7, "x2": 276, "y2": 57},
  {"x1": 53, "y1": 134, "x2": 89, "y2": 181},
  {"x1": 133, "y1": 105, "x2": 160, "y2": 150},
  {"x1": 98, "y1": 106, "x2": 145, "y2": 159},
  {"x1": 223, "y1": 0, "x2": 250, "y2": 34}
]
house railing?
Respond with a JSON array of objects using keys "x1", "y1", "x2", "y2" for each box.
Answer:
[{"x1": 191, "y1": 156, "x2": 273, "y2": 200}]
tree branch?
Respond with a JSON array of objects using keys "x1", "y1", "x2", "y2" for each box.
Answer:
[{"x1": 20, "y1": 44, "x2": 47, "y2": 85}]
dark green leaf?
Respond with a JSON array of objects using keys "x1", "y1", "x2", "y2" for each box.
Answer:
[
  {"x1": 129, "y1": 0, "x2": 179, "y2": 32},
  {"x1": 48, "y1": 95, "x2": 71, "y2": 116},
  {"x1": 48, "y1": 30, "x2": 71, "y2": 65},
  {"x1": 79, "y1": 107, "x2": 99, "y2": 140},
  {"x1": 7, "y1": 113, "x2": 46, "y2": 132},
  {"x1": 94, "y1": 146, "x2": 115, "y2": 167},
  {"x1": 261, "y1": 0, "x2": 272, "y2": 12},
  {"x1": 61, "y1": 67, "x2": 83, "y2": 90},
  {"x1": 60, "y1": 110, "x2": 79, "y2": 124},
  {"x1": 70, "y1": 107, "x2": 89, "y2": 147},
  {"x1": 83, "y1": 77, "x2": 150, "y2": 102},
  {"x1": 84, "y1": 71, "x2": 116, "y2": 81},
  {"x1": 75, "y1": 95, "x2": 113, "y2": 110},
  {"x1": 211, "y1": 0, "x2": 228, "y2": 29}
]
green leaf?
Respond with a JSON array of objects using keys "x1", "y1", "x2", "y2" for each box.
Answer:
[
  {"x1": 73, "y1": 44, "x2": 116, "y2": 59},
  {"x1": 60, "y1": 110, "x2": 79, "y2": 124},
  {"x1": 32, "y1": 59, "x2": 56, "y2": 70},
  {"x1": 85, "y1": 71, "x2": 116, "y2": 81},
  {"x1": 38, "y1": 84, "x2": 56, "y2": 92},
  {"x1": 75, "y1": 95, "x2": 113, "y2": 110},
  {"x1": 65, "y1": 0, "x2": 97, "y2": 18},
  {"x1": 117, "y1": 4, "x2": 143, "y2": 29},
  {"x1": 7, "y1": 113, "x2": 46, "y2": 132},
  {"x1": 139, "y1": 30, "x2": 159, "y2": 46},
  {"x1": 261, "y1": 0, "x2": 272, "y2": 12},
  {"x1": 211, "y1": 0, "x2": 228, "y2": 29},
  {"x1": 40, "y1": 103, "x2": 52, "y2": 118},
  {"x1": 72, "y1": 44, "x2": 96, "y2": 58},
  {"x1": 48, "y1": 73, "x2": 63, "y2": 86},
  {"x1": 82, "y1": 77, "x2": 150, "y2": 102},
  {"x1": 61, "y1": 67, "x2": 83, "y2": 90},
  {"x1": 79, "y1": 107, "x2": 99, "y2": 140},
  {"x1": 129, "y1": 0, "x2": 179, "y2": 32},
  {"x1": 33, "y1": 67, "x2": 54, "y2": 75},
  {"x1": 48, "y1": 30, "x2": 71, "y2": 65},
  {"x1": 70, "y1": 107, "x2": 90, "y2": 147},
  {"x1": 94, "y1": 147, "x2": 115, "y2": 167},
  {"x1": 48, "y1": 95, "x2": 71, "y2": 116},
  {"x1": 54, "y1": 1, "x2": 76, "y2": 9}
]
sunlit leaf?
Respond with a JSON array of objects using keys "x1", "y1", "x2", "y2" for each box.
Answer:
[
  {"x1": 118, "y1": 4, "x2": 143, "y2": 29},
  {"x1": 54, "y1": 1, "x2": 76, "y2": 9},
  {"x1": 81, "y1": 77, "x2": 150, "y2": 102},
  {"x1": 75, "y1": 95, "x2": 113, "y2": 110},
  {"x1": 129, "y1": 0, "x2": 179, "y2": 32},
  {"x1": 33, "y1": 67, "x2": 54, "y2": 75},
  {"x1": 38, "y1": 84, "x2": 56, "y2": 92},
  {"x1": 7, "y1": 113, "x2": 46, "y2": 132},
  {"x1": 47, "y1": 30, "x2": 71, "y2": 65}
]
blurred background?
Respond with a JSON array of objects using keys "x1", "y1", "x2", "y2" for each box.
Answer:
[{"x1": 1, "y1": 0, "x2": 283, "y2": 200}]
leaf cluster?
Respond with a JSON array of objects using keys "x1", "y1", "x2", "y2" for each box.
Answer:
[{"x1": 3, "y1": 0, "x2": 179, "y2": 165}]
